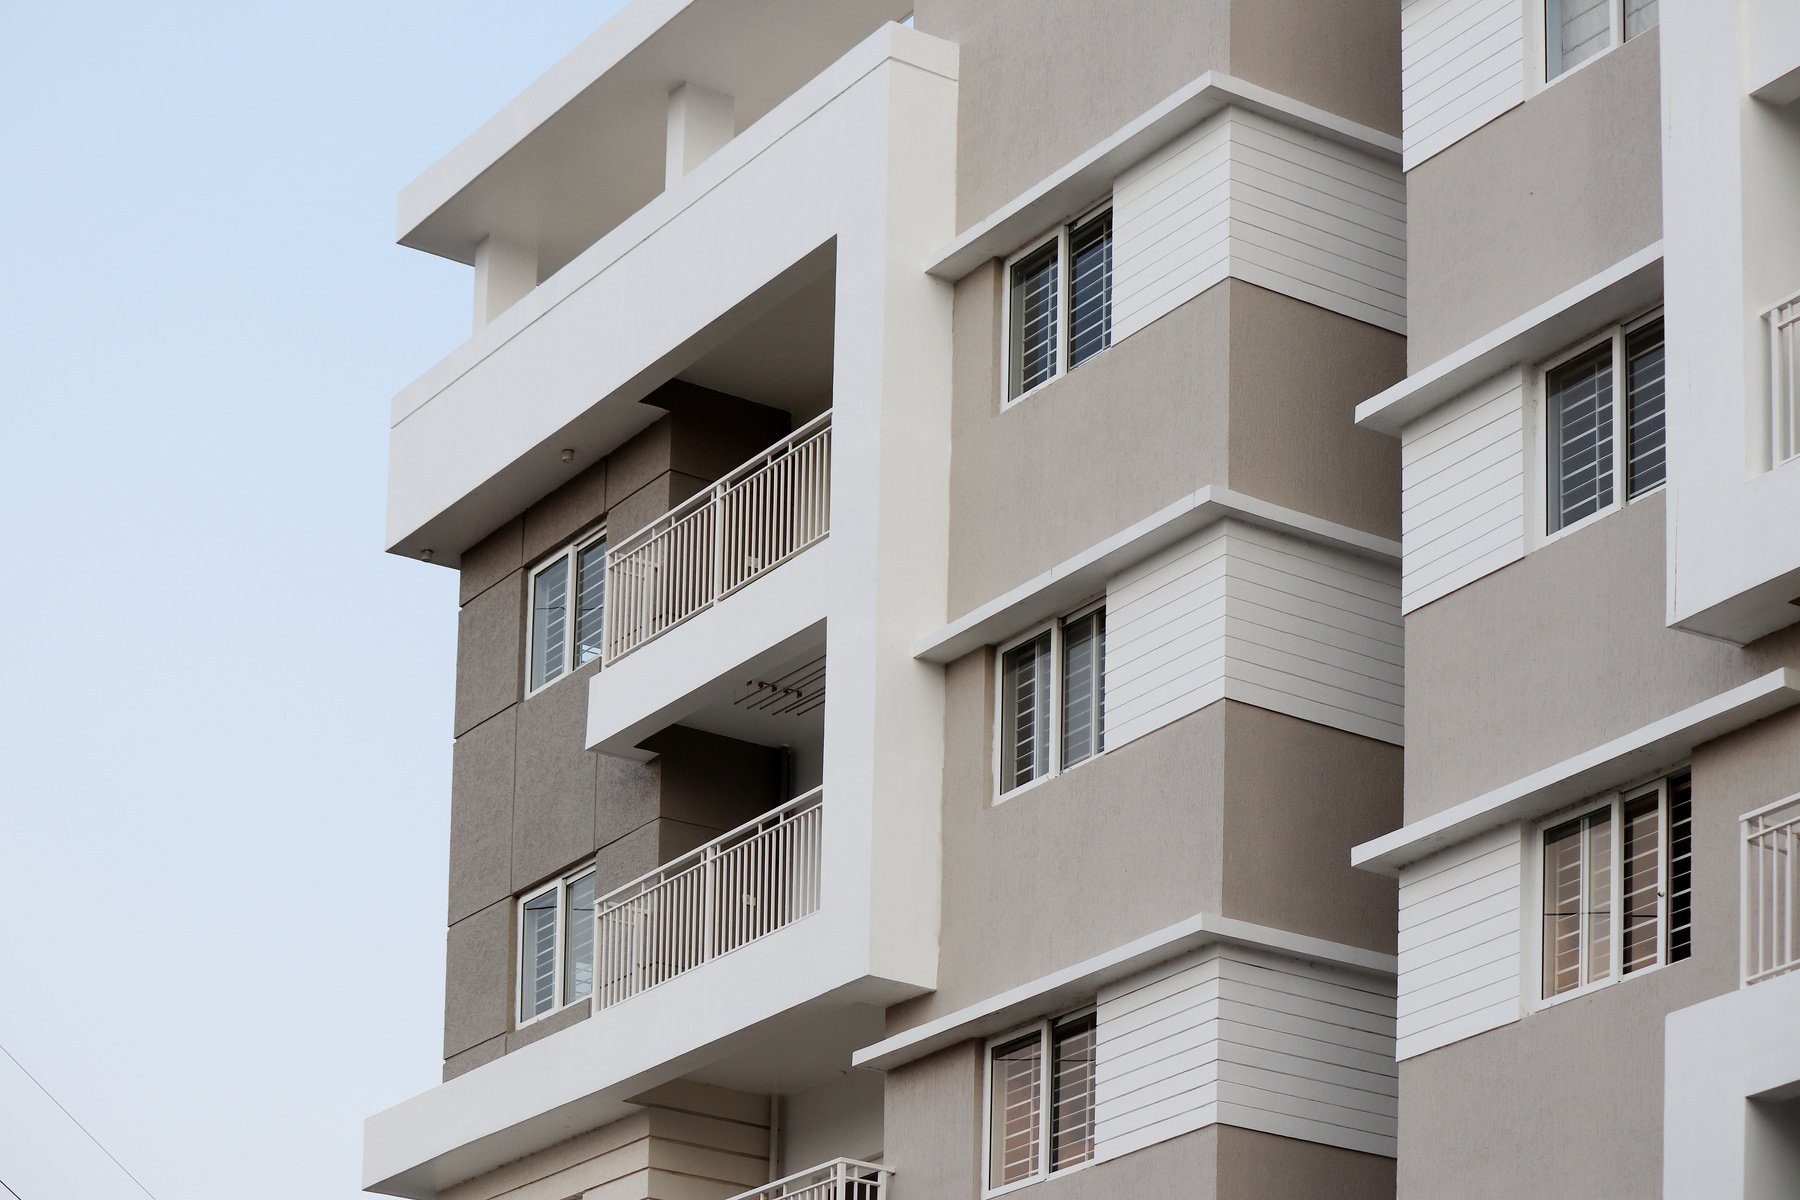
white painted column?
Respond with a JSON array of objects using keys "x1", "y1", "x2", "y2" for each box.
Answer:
[
  {"x1": 665, "y1": 82, "x2": 737, "y2": 188},
  {"x1": 471, "y1": 235, "x2": 538, "y2": 333}
]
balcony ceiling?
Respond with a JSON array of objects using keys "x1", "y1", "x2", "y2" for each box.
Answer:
[{"x1": 397, "y1": 0, "x2": 914, "y2": 276}]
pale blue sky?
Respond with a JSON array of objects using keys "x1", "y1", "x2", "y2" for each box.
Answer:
[{"x1": 0, "y1": 3, "x2": 623, "y2": 1196}]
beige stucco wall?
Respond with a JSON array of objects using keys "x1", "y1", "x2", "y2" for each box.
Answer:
[
  {"x1": 888, "y1": 646, "x2": 1398, "y2": 1032},
  {"x1": 1219, "y1": 705, "x2": 1400, "y2": 954},
  {"x1": 1396, "y1": 706, "x2": 1800, "y2": 1200},
  {"x1": 944, "y1": 277, "x2": 1401, "y2": 615},
  {"x1": 1405, "y1": 30, "x2": 1663, "y2": 368},
  {"x1": 913, "y1": 0, "x2": 1399, "y2": 231},
  {"x1": 1404, "y1": 493, "x2": 1800, "y2": 822}
]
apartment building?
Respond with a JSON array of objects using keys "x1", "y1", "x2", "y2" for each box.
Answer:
[
  {"x1": 1347, "y1": 1, "x2": 1800, "y2": 1198},
  {"x1": 357, "y1": 1, "x2": 1789, "y2": 1199}
]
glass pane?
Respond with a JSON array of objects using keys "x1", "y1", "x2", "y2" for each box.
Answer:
[
  {"x1": 1621, "y1": 793, "x2": 1661, "y2": 974},
  {"x1": 563, "y1": 872, "x2": 596, "y2": 1002},
  {"x1": 1547, "y1": 342, "x2": 1616, "y2": 532},
  {"x1": 1624, "y1": 0, "x2": 1658, "y2": 38},
  {"x1": 575, "y1": 537, "x2": 608, "y2": 667},
  {"x1": 521, "y1": 889, "x2": 559, "y2": 1019},
  {"x1": 1001, "y1": 632, "x2": 1054, "y2": 793},
  {"x1": 1067, "y1": 211, "x2": 1113, "y2": 369},
  {"x1": 989, "y1": 1033, "x2": 1043, "y2": 1188},
  {"x1": 529, "y1": 557, "x2": 570, "y2": 691},
  {"x1": 1061, "y1": 609, "x2": 1106, "y2": 770},
  {"x1": 1624, "y1": 319, "x2": 1666, "y2": 497},
  {"x1": 1009, "y1": 242, "x2": 1060, "y2": 399},
  {"x1": 1584, "y1": 811, "x2": 1613, "y2": 986},
  {"x1": 1667, "y1": 773, "x2": 1693, "y2": 963},
  {"x1": 1547, "y1": 0, "x2": 1610, "y2": 79},
  {"x1": 1050, "y1": 1014, "x2": 1097, "y2": 1171},
  {"x1": 1542, "y1": 817, "x2": 1585, "y2": 998}
]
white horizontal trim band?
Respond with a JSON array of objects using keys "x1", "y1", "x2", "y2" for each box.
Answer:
[
  {"x1": 1352, "y1": 669, "x2": 1800, "y2": 874},
  {"x1": 925, "y1": 71, "x2": 1401, "y2": 282},
  {"x1": 851, "y1": 913, "x2": 1395, "y2": 1073},
  {"x1": 1354, "y1": 242, "x2": 1664, "y2": 435},
  {"x1": 912, "y1": 486, "x2": 1399, "y2": 665}
]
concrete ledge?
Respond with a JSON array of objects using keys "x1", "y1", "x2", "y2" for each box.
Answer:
[
  {"x1": 910, "y1": 486, "x2": 1399, "y2": 665},
  {"x1": 587, "y1": 541, "x2": 830, "y2": 757},
  {"x1": 1354, "y1": 243, "x2": 1663, "y2": 435},
  {"x1": 924, "y1": 70, "x2": 1401, "y2": 282},
  {"x1": 852, "y1": 913, "x2": 1394, "y2": 1073},
  {"x1": 1352, "y1": 669, "x2": 1800, "y2": 874}
]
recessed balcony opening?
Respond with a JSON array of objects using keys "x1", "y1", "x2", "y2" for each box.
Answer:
[
  {"x1": 605, "y1": 258, "x2": 835, "y2": 664},
  {"x1": 593, "y1": 641, "x2": 827, "y2": 1009}
]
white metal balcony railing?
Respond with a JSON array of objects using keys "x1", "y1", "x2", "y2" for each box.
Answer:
[
  {"x1": 727, "y1": 1160, "x2": 891, "y2": 1200},
  {"x1": 1770, "y1": 292, "x2": 1800, "y2": 467},
  {"x1": 1744, "y1": 796, "x2": 1800, "y2": 985},
  {"x1": 595, "y1": 788, "x2": 823, "y2": 1009},
  {"x1": 604, "y1": 411, "x2": 832, "y2": 663}
]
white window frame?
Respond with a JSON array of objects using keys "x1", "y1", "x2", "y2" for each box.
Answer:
[
  {"x1": 1524, "y1": 769, "x2": 1688, "y2": 1012},
  {"x1": 514, "y1": 861, "x2": 597, "y2": 1027},
  {"x1": 1532, "y1": 307, "x2": 1664, "y2": 547},
  {"x1": 1533, "y1": 0, "x2": 1658, "y2": 91},
  {"x1": 993, "y1": 600, "x2": 1106, "y2": 802},
  {"x1": 524, "y1": 524, "x2": 607, "y2": 698},
  {"x1": 980, "y1": 1008, "x2": 1098, "y2": 1197},
  {"x1": 1000, "y1": 201, "x2": 1113, "y2": 410}
]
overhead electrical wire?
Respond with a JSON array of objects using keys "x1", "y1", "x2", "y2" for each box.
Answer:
[{"x1": 0, "y1": 1040, "x2": 161, "y2": 1200}]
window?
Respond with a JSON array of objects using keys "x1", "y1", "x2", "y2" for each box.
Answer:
[
  {"x1": 1543, "y1": 312, "x2": 1664, "y2": 535},
  {"x1": 517, "y1": 864, "x2": 598, "y2": 1023},
  {"x1": 998, "y1": 605, "x2": 1106, "y2": 796},
  {"x1": 986, "y1": 1011, "x2": 1096, "y2": 1192},
  {"x1": 527, "y1": 528, "x2": 607, "y2": 692},
  {"x1": 1005, "y1": 207, "x2": 1113, "y2": 403},
  {"x1": 1538, "y1": 769, "x2": 1691, "y2": 1002},
  {"x1": 1767, "y1": 290, "x2": 1800, "y2": 468},
  {"x1": 1545, "y1": 0, "x2": 1658, "y2": 81}
]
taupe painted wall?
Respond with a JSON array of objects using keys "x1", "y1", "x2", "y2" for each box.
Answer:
[
  {"x1": 442, "y1": 385, "x2": 792, "y2": 1078},
  {"x1": 1397, "y1": 706, "x2": 1800, "y2": 1200},
  {"x1": 888, "y1": 649, "x2": 1398, "y2": 1032},
  {"x1": 1219, "y1": 705, "x2": 1400, "y2": 954},
  {"x1": 1404, "y1": 493, "x2": 1800, "y2": 822},
  {"x1": 944, "y1": 275, "x2": 1401, "y2": 615},
  {"x1": 883, "y1": 1042, "x2": 1394, "y2": 1200},
  {"x1": 1405, "y1": 30, "x2": 1663, "y2": 368},
  {"x1": 913, "y1": 0, "x2": 1399, "y2": 230}
]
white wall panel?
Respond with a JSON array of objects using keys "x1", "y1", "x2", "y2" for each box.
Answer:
[
  {"x1": 1395, "y1": 824, "x2": 1523, "y2": 1060},
  {"x1": 1399, "y1": 368, "x2": 1526, "y2": 613},
  {"x1": 1113, "y1": 111, "x2": 1234, "y2": 340},
  {"x1": 1402, "y1": 0, "x2": 1526, "y2": 170},
  {"x1": 1105, "y1": 522, "x2": 1404, "y2": 749},
  {"x1": 1094, "y1": 946, "x2": 1397, "y2": 1161},
  {"x1": 1225, "y1": 110, "x2": 1407, "y2": 333},
  {"x1": 1112, "y1": 109, "x2": 1405, "y2": 340},
  {"x1": 1105, "y1": 525, "x2": 1231, "y2": 749}
]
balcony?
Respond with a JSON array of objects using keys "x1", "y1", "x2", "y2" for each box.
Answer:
[
  {"x1": 1745, "y1": 796, "x2": 1800, "y2": 985},
  {"x1": 385, "y1": 21, "x2": 955, "y2": 565},
  {"x1": 597, "y1": 788, "x2": 823, "y2": 1008},
  {"x1": 607, "y1": 411, "x2": 831, "y2": 662},
  {"x1": 727, "y1": 1160, "x2": 890, "y2": 1200}
]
